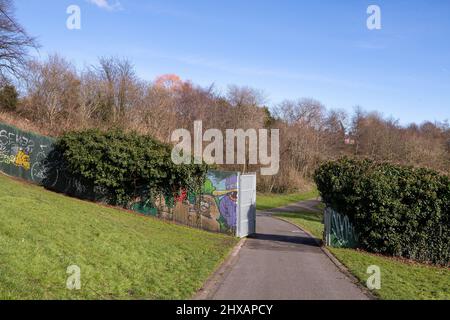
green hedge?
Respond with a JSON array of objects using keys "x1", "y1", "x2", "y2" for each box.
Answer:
[
  {"x1": 314, "y1": 158, "x2": 449, "y2": 265},
  {"x1": 45, "y1": 129, "x2": 208, "y2": 206}
]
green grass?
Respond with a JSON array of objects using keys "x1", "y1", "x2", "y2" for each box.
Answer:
[
  {"x1": 328, "y1": 248, "x2": 450, "y2": 300},
  {"x1": 0, "y1": 173, "x2": 238, "y2": 300},
  {"x1": 256, "y1": 189, "x2": 319, "y2": 210},
  {"x1": 274, "y1": 211, "x2": 324, "y2": 240},
  {"x1": 273, "y1": 209, "x2": 450, "y2": 300}
]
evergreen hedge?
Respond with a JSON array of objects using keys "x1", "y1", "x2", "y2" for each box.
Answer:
[
  {"x1": 314, "y1": 158, "x2": 449, "y2": 265},
  {"x1": 46, "y1": 129, "x2": 208, "y2": 206}
]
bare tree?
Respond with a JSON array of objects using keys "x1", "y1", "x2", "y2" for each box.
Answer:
[
  {"x1": 94, "y1": 57, "x2": 139, "y2": 124},
  {"x1": 23, "y1": 55, "x2": 80, "y2": 131},
  {"x1": 226, "y1": 85, "x2": 266, "y2": 108},
  {"x1": 0, "y1": 0, "x2": 38, "y2": 80},
  {"x1": 3, "y1": 46, "x2": 449, "y2": 192}
]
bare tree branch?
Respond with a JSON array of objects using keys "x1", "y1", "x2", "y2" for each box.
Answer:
[{"x1": 0, "y1": 0, "x2": 39, "y2": 81}]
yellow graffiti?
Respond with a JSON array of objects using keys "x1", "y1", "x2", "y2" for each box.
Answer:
[{"x1": 14, "y1": 150, "x2": 31, "y2": 170}]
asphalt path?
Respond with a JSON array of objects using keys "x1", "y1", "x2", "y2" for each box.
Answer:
[{"x1": 210, "y1": 204, "x2": 369, "y2": 300}]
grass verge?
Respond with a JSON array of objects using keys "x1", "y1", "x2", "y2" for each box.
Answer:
[
  {"x1": 274, "y1": 212, "x2": 323, "y2": 241},
  {"x1": 256, "y1": 189, "x2": 319, "y2": 210},
  {"x1": 273, "y1": 210, "x2": 450, "y2": 300},
  {"x1": 0, "y1": 173, "x2": 238, "y2": 300}
]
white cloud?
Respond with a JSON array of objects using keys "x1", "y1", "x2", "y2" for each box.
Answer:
[{"x1": 87, "y1": 0, "x2": 122, "y2": 11}]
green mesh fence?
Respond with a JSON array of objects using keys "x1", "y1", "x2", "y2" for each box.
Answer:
[
  {"x1": 324, "y1": 207, "x2": 358, "y2": 248},
  {"x1": 0, "y1": 122, "x2": 55, "y2": 184}
]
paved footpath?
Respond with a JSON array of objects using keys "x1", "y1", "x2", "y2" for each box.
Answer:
[{"x1": 210, "y1": 204, "x2": 369, "y2": 300}]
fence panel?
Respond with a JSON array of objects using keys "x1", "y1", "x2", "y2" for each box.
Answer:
[
  {"x1": 324, "y1": 207, "x2": 358, "y2": 248},
  {"x1": 0, "y1": 122, "x2": 252, "y2": 236},
  {"x1": 0, "y1": 122, "x2": 55, "y2": 184}
]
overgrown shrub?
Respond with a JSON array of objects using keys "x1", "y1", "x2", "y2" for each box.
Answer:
[
  {"x1": 314, "y1": 158, "x2": 450, "y2": 265},
  {"x1": 45, "y1": 129, "x2": 208, "y2": 206}
]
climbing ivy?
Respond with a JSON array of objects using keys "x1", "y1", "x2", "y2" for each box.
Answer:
[{"x1": 48, "y1": 129, "x2": 208, "y2": 206}]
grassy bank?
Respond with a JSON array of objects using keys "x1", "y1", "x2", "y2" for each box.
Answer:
[
  {"x1": 0, "y1": 173, "x2": 238, "y2": 300},
  {"x1": 256, "y1": 189, "x2": 319, "y2": 210},
  {"x1": 274, "y1": 210, "x2": 450, "y2": 300}
]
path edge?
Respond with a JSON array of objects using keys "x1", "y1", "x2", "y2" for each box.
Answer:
[
  {"x1": 273, "y1": 215, "x2": 378, "y2": 300},
  {"x1": 193, "y1": 237, "x2": 246, "y2": 300}
]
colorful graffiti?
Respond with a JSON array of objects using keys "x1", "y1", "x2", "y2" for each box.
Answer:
[
  {"x1": 0, "y1": 123, "x2": 100, "y2": 195},
  {"x1": 129, "y1": 171, "x2": 238, "y2": 234},
  {"x1": 0, "y1": 121, "x2": 240, "y2": 236},
  {"x1": 14, "y1": 150, "x2": 31, "y2": 170},
  {"x1": 0, "y1": 123, "x2": 54, "y2": 183}
]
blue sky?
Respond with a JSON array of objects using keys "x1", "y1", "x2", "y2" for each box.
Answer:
[{"x1": 15, "y1": 0, "x2": 450, "y2": 125}]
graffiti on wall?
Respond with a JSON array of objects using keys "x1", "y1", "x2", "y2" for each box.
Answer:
[
  {"x1": 0, "y1": 123, "x2": 98, "y2": 196},
  {"x1": 324, "y1": 207, "x2": 358, "y2": 248},
  {"x1": 130, "y1": 171, "x2": 238, "y2": 234},
  {"x1": 0, "y1": 123, "x2": 55, "y2": 183},
  {"x1": 0, "y1": 122, "x2": 239, "y2": 235},
  {"x1": 0, "y1": 129, "x2": 32, "y2": 169}
]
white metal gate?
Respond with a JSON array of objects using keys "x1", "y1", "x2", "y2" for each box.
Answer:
[{"x1": 236, "y1": 173, "x2": 256, "y2": 238}]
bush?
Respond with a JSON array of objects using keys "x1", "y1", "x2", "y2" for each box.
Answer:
[
  {"x1": 45, "y1": 129, "x2": 208, "y2": 206},
  {"x1": 314, "y1": 158, "x2": 450, "y2": 265},
  {"x1": 0, "y1": 84, "x2": 19, "y2": 112}
]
